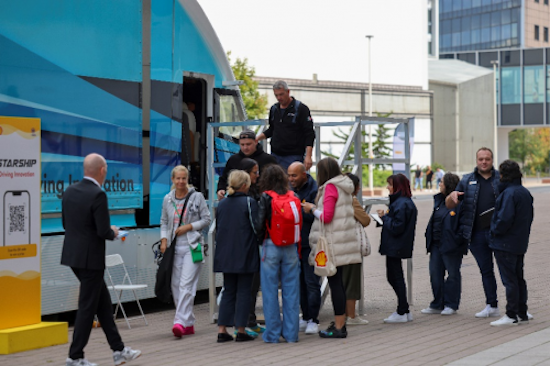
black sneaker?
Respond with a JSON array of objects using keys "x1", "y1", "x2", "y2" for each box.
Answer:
[
  {"x1": 235, "y1": 332, "x2": 255, "y2": 342},
  {"x1": 319, "y1": 324, "x2": 347, "y2": 338},
  {"x1": 217, "y1": 333, "x2": 234, "y2": 343}
]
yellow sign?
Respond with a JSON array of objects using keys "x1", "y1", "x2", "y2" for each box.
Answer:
[{"x1": 0, "y1": 244, "x2": 37, "y2": 260}]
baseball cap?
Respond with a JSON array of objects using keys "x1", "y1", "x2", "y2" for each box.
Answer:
[{"x1": 239, "y1": 130, "x2": 256, "y2": 140}]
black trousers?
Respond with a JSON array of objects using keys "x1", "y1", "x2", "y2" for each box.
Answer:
[
  {"x1": 386, "y1": 256, "x2": 409, "y2": 315},
  {"x1": 69, "y1": 268, "x2": 124, "y2": 360},
  {"x1": 218, "y1": 273, "x2": 254, "y2": 328},
  {"x1": 493, "y1": 250, "x2": 528, "y2": 320},
  {"x1": 327, "y1": 266, "x2": 346, "y2": 316},
  {"x1": 247, "y1": 271, "x2": 261, "y2": 327}
]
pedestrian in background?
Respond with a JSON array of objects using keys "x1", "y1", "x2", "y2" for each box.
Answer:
[{"x1": 425, "y1": 166, "x2": 434, "y2": 192}]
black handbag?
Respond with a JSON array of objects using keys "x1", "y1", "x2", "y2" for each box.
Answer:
[{"x1": 154, "y1": 192, "x2": 194, "y2": 303}]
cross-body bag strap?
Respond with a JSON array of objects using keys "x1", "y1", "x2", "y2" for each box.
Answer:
[
  {"x1": 172, "y1": 191, "x2": 195, "y2": 228},
  {"x1": 247, "y1": 196, "x2": 258, "y2": 235}
]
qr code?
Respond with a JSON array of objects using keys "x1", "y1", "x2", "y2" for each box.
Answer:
[{"x1": 9, "y1": 205, "x2": 25, "y2": 233}]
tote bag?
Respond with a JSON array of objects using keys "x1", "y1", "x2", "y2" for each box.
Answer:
[{"x1": 313, "y1": 220, "x2": 337, "y2": 277}]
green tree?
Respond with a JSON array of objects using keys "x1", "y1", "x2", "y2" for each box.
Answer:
[
  {"x1": 227, "y1": 51, "x2": 268, "y2": 120},
  {"x1": 509, "y1": 127, "x2": 550, "y2": 175}
]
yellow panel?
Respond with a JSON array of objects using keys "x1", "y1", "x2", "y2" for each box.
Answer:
[
  {"x1": 0, "y1": 244, "x2": 37, "y2": 260},
  {"x1": 0, "y1": 271, "x2": 40, "y2": 330},
  {"x1": 0, "y1": 322, "x2": 68, "y2": 354}
]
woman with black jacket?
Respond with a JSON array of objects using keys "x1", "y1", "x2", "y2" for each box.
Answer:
[
  {"x1": 422, "y1": 172, "x2": 465, "y2": 316},
  {"x1": 214, "y1": 170, "x2": 259, "y2": 342},
  {"x1": 376, "y1": 173, "x2": 418, "y2": 323}
]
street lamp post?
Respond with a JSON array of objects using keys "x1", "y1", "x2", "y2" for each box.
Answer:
[
  {"x1": 366, "y1": 35, "x2": 374, "y2": 196},
  {"x1": 491, "y1": 60, "x2": 499, "y2": 165}
]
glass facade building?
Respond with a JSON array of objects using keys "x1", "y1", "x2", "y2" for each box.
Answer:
[
  {"x1": 440, "y1": 0, "x2": 522, "y2": 53},
  {"x1": 441, "y1": 48, "x2": 550, "y2": 126}
]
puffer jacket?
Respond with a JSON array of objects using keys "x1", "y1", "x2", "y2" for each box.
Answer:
[
  {"x1": 489, "y1": 179, "x2": 534, "y2": 255},
  {"x1": 455, "y1": 167, "x2": 499, "y2": 244},
  {"x1": 425, "y1": 193, "x2": 466, "y2": 255},
  {"x1": 160, "y1": 188, "x2": 211, "y2": 249},
  {"x1": 379, "y1": 191, "x2": 418, "y2": 258},
  {"x1": 309, "y1": 175, "x2": 361, "y2": 267}
]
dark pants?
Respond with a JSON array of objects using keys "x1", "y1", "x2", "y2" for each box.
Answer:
[
  {"x1": 469, "y1": 229, "x2": 498, "y2": 307},
  {"x1": 69, "y1": 268, "x2": 124, "y2": 360},
  {"x1": 272, "y1": 153, "x2": 303, "y2": 172},
  {"x1": 493, "y1": 250, "x2": 528, "y2": 320},
  {"x1": 386, "y1": 256, "x2": 409, "y2": 315},
  {"x1": 218, "y1": 273, "x2": 254, "y2": 328},
  {"x1": 426, "y1": 179, "x2": 433, "y2": 190},
  {"x1": 247, "y1": 271, "x2": 261, "y2": 327},
  {"x1": 429, "y1": 244, "x2": 463, "y2": 310},
  {"x1": 327, "y1": 266, "x2": 346, "y2": 316},
  {"x1": 299, "y1": 246, "x2": 321, "y2": 323}
]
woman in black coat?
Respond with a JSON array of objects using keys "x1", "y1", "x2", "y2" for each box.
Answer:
[{"x1": 214, "y1": 170, "x2": 259, "y2": 342}]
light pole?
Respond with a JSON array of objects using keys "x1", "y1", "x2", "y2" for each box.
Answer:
[
  {"x1": 366, "y1": 35, "x2": 374, "y2": 196},
  {"x1": 491, "y1": 60, "x2": 499, "y2": 165}
]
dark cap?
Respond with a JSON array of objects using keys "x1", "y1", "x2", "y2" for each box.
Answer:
[{"x1": 239, "y1": 130, "x2": 256, "y2": 140}]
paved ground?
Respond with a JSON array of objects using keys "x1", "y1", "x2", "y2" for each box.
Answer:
[{"x1": 2, "y1": 183, "x2": 549, "y2": 366}]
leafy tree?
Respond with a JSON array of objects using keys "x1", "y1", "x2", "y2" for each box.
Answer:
[
  {"x1": 227, "y1": 51, "x2": 268, "y2": 120},
  {"x1": 509, "y1": 127, "x2": 550, "y2": 175}
]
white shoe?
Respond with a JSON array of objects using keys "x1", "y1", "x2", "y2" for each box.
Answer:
[
  {"x1": 346, "y1": 316, "x2": 369, "y2": 325},
  {"x1": 113, "y1": 346, "x2": 142, "y2": 365},
  {"x1": 384, "y1": 312, "x2": 408, "y2": 323},
  {"x1": 490, "y1": 315, "x2": 519, "y2": 326},
  {"x1": 304, "y1": 320, "x2": 319, "y2": 334},
  {"x1": 527, "y1": 312, "x2": 534, "y2": 320},
  {"x1": 441, "y1": 307, "x2": 456, "y2": 315},
  {"x1": 66, "y1": 359, "x2": 98, "y2": 366},
  {"x1": 407, "y1": 312, "x2": 413, "y2": 322},
  {"x1": 421, "y1": 307, "x2": 441, "y2": 314},
  {"x1": 475, "y1": 305, "x2": 500, "y2": 318},
  {"x1": 299, "y1": 319, "x2": 308, "y2": 332}
]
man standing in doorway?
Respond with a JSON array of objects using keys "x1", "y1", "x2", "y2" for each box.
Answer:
[{"x1": 256, "y1": 80, "x2": 315, "y2": 171}]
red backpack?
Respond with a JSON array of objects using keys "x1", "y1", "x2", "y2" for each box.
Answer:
[{"x1": 265, "y1": 190, "x2": 303, "y2": 247}]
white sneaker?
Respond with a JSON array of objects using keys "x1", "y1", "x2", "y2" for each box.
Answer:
[
  {"x1": 407, "y1": 312, "x2": 413, "y2": 322},
  {"x1": 441, "y1": 307, "x2": 456, "y2": 315},
  {"x1": 346, "y1": 316, "x2": 369, "y2": 325},
  {"x1": 66, "y1": 359, "x2": 97, "y2": 366},
  {"x1": 490, "y1": 315, "x2": 519, "y2": 326},
  {"x1": 299, "y1": 319, "x2": 308, "y2": 332},
  {"x1": 527, "y1": 312, "x2": 534, "y2": 320},
  {"x1": 421, "y1": 307, "x2": 441, "y2": 314},
  {"x1": 113, "y1": 346, "x2": 141, "y2": 365},
  {"x1": 304, "y1": 320, "x2": 319, "y2": 334},
  {"x1": 475, "y1": 304, "x2": 500, "y2": 318},
  {"x1": 384, "y1": 312, "x2": 408, "y2": 323}
]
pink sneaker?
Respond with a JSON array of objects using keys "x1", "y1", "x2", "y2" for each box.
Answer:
[
  {"x1": 182, "y1": 325, "x2": 195, "y2": 335},
  {"x1": 172, "y1": 324, "x2": 184, "y2": 338}
]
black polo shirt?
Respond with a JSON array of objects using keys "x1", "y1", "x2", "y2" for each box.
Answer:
[{"x1": 474, "y1": 175, "x2": 496, "y2": 231}]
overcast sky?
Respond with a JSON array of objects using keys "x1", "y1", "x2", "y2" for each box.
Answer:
[{"x1": 197, "y1": 0, "x2": 427, "y2": 88}]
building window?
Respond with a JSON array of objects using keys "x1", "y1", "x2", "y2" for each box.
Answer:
[
  {"x1": 535, "y1": 25, "x2": 540, "y2": 40},
  {"x1": 545, "y1": 27, "x2": 549, "y2": 42}
]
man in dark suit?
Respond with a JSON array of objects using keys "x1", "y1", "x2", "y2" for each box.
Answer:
[{"x1": 61, "y1": 153, "x2": 141, "y2": 366}]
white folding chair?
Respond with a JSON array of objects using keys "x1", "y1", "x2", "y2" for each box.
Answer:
[{"x1": 105, "y1": 254, "x2": 148, "y2": 329}]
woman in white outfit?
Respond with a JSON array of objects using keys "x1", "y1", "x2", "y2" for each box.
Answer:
[{"x1": 160, "y1": 165, "x2": 211, "y2": 338}]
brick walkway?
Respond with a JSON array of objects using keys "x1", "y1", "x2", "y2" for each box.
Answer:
[{"x1": 2, "y1": 188, "x2": 549, "y2": 366}]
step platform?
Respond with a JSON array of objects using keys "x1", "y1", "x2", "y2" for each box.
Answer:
[{"x1": 0, "y1": 322, "x2": 68, "y2": 354}]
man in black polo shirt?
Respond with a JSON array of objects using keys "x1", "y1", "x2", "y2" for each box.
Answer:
[{"x1": 446, "y1": 147, "x2": 500, "y2": 318}]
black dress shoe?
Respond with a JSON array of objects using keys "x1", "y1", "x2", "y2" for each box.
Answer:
[
  {"x1": 217, "y1": 333, "x2": 234, "y2": 343},
  {"x1": 235, "y1": 332, "x2": 255, "y2": 342}
]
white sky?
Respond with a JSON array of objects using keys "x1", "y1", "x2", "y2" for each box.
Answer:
[{"x1": 197, "y1": 0, "x2": 428, "y2": 88}]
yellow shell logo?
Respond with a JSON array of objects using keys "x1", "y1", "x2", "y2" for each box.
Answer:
[
  {"x1": 315, "y1": 251, "x2": 327, "y2": 267},
  {"x1": 450, "y1": 211, "x2": 456, "y2": 216}
]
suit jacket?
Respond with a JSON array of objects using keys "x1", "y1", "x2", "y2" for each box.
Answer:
[{"x1": 61, "y1": 178, "x2": 115, "y2": 270}]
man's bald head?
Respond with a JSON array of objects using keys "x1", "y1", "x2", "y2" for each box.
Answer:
[
  {"x1": 83, "y1": 153, "x2": 107, "y2": 184},
  {"x1": 288, "y1": 162, "x2": 307, "y2": 189}
]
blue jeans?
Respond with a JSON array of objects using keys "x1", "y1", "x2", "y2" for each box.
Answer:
[
  {"x1": 300, "y1": 246, "x2": 321, "y2": 323},
  {"x1": 261, "y1": 239, "x2": 300, "y2": 343},
  {"x1": 414, "y1": 177, "x2": 423, "y2": 190},
  {"x1": 494, "y1": 250, "x2": 528, "y2": 320},
  {"x1": 428, "y1": 244, "x2": 463, "y2": 310},
  {"x1": 469, "y1": 229, "x2": 498, "y2": 307},
  {"x1": 272, "y1": 153, "x2": 303, "y2": 172}
]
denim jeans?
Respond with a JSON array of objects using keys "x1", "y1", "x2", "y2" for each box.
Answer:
[
  {"x1": 493, "y1": 250, "x2": 528, "y2": 319},
  {"x1": 386, "y1": 256, "x2": 409, "y2": 315},
  {"x1": 428, "y1": 244, "x2": 463, "y2": 310},
  {"x1": 469, "y1": 229, "x2": 498, "y2": 307},
  {"x1": 414, "y1": 177, "x2": 423, "y2": 190},
  {"x1": 261, "y1": 239, "x2": 300, "y2": 343},
  {"x1": 300, "y1": 246, "x2": 321, "y2": 323},
  {"x1": 272, "y1": 153, "x2": 304, "y2": 172}
]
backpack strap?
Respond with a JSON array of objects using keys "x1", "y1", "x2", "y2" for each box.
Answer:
[
  {"x1": 292, "y1": 99, "x2": 301, "y2": 123},
  {"x1": 270, "y1": 104, "x2": 278, "y2": 121}
]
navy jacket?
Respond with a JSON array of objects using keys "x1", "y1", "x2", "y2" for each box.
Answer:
[
  {"x1": 379, "y1": 191, "x2": 418, "y2": 259},
  {"x1": 214, "y1": 192, "x2": 260, "y2": 273},
  {"x1": 454, "y1": 167, "x2": 500, "y2": 244},
  {"x1": 425, "y1": 193, "x2": 466, "y2": 255},
  {"x1": 292, "y1": 174, "x2": 318, "y2": 254},
  {"x1": 489, "y1": 179, "x2": 534, "y2": 255}
]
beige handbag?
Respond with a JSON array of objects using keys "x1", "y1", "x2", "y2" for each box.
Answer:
[
  {"x1": 355, "y1": 221, "x2": 371, "y2": 256},
  {"x1": 313, "y1": 220, "x2": 337, "y2": 277}
]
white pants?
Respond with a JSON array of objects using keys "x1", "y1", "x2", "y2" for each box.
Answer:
[{"x1": 171, "y1": 245, "x2": 202, "y2": 326}]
